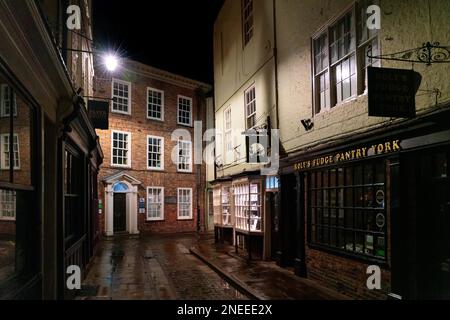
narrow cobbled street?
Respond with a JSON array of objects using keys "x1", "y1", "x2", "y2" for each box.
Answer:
[{"x1": 80, "y1": 235, "x2": 248, "y2": 300}]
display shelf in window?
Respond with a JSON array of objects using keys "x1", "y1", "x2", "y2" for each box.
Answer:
[
  {"x1": 233, "y1": 178, "x2": 263, "y2": 234},
  {"x1": 212, "y1": 183, "x2": 233, "y2": 228}
]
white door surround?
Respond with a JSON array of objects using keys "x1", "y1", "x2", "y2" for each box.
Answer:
[{"x1": 103, "y1": 172, "x2": 141, "y2": 236}]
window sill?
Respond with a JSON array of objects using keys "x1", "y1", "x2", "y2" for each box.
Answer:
[
  {"x1": 147, "y1": 117, "x2": 164, "y2": 122},
  {"x1": 147, "y1": 168, "x2": 165, "y2": 172},
  {"x1": 146, "y1": 219, "x2": 164, "y2": 223},
  {"x1": 111, "y1": 110, "x2": 131, "y2": 116},
  {"x1": 177, "y1": 122, "x2": 193, "y2": 128},
  {"x1": 0, "y1": 218, "x2": 15, "y2": 222},
  {"x1": 177, "y1": 217, "x2": 193, "y2": 221},
  {"x1": 110, "y1": 164, "x2": 132, "y2": 169},
  {"x1": 177, "y1": 170, "x2": 193, "y2": 174}
]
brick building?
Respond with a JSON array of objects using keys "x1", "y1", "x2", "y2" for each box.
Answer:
[{"x1": 94, "y1": 60, "x2": 211, "y2": 236}]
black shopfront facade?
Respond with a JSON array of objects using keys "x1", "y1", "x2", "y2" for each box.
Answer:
[{"x1": 277, "y1": 106, "x2": 450, "y2": 300}]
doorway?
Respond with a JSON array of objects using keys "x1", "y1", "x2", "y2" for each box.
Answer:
[
  {"x1": 113, "y1": 193, "x2": 127, "y2": 233},
  {"x1": 400, "y1": 148, "x2": 450, "y2": 299}
]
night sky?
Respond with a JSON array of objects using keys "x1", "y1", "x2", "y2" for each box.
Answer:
[{"x1": 93, "y1": 0, "x2": 224, "y2": 84}]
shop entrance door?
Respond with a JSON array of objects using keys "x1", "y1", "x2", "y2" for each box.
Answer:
[{"x1": 401, "y1": 149, "x2": 450, "y2": 299}]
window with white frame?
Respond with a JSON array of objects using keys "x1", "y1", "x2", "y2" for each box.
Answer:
[
  {"x1": 224, "y1": 107, "x2": 232, "y2": 153},
  {"x1": 245, "y1": 86, "x2": 256, "y2": 129},
  {"x1": 112, "y1": 79, "x2": 130, "y2": 114},
  {"x1": 178, "y1": 139, "x2": 192, "y2": 172},
  {"x1": 111, "y1": 131, "x2": 130, "y2": 167},
  {"x1": 178, "y1": 188, "x2": 192, "y2": 219},
  {"x1": 147, "y1": 88, "x2": 164, "y2": 120},
  {"x1": 147, "y1": 187, "x2": 164, "y2": 221},
  {"x1": 147, "y1": 135, "x2": 164, "y2": 170},
  {"x1": 242, "y1": 0, "x2": 254, "y2": 46},
  {"x1": 0, "y1": 84, "x2": 17, "y2": 117},
  {"x1": 178, "y1": 96, "x2": 192, "y2": 126},
  {"x1": 0, "y1": 189, "x2": 16, "y2": 220},
  {"x1": 312, "y1": 0, "x2": 380, "y2": 114},
  {"x1": 0, "y1": 134, "x2": 20, "y2": 170}
]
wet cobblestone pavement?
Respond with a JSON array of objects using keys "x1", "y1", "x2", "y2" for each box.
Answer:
[{"x1": 80, "y1": 234, "x2": 249, "y2": 300}]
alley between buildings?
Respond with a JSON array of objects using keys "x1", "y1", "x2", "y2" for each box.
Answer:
[{"x1": 79, "y1": 234, "x2": 248, "y2": 300}]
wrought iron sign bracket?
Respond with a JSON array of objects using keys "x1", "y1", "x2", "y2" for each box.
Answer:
[{"x1": 367, "y1": 42, "x2": 450, "y2": 66}]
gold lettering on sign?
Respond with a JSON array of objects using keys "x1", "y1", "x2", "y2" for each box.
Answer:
[{"x1": 293, "y1": 140, "x2": 402, "y2": 171}]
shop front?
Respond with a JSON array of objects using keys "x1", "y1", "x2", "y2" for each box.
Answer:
[
  {"x1": 212, "y1": 173, "x2": 273, "y2": 260},
  {"x1": 212, "y1": 179, "x2": 233, "y2": 244},
  {"x1": 278, "y1": 106, "x2": 450, "y2": 299}
]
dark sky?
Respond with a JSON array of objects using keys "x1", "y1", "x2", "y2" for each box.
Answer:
[{"x1": 93, "y1": 0, "x2": 224, "y2": 84}]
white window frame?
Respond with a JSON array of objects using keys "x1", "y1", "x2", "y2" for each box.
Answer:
[
  {"x1": 177, "y1": 139, "x2": 192, "y2": 173},
  {"x1": 177, "y1": 95, "x2": 193, "y2": 127},
  {"x1": 0, "y1": 133, "x2": 20, "y2": 170},
  {"x1": 177, "y1": 188, "x2": 193, "y2": 220},
  {"x1": 0, "y1": 189, "x2": 16, "y2": 221},
  {"x1": 111, "y1": 130, "x2": 131, "y2": 168},
  {"x1": 147, "y1": 187, "x2": 164, "y2": 221},
  {"x1": 245, "y1": 85, "x2": 256, "y2": 129},
  {"x1": 147, "y1": 135, "x2": 164, "y2": 171},
  {"x1": 147, "y1": 87, "x2": 165, "y2": 121},
  {"x1": 111, "y1": 78, "x2": 132, "y2": 115},
  {"x1": 0, "y1": 84, "x2": 17, "y2": 118}
]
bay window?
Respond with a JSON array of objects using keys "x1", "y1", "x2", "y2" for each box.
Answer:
[{"x1": 308, "y1": 161, "x2": 387, "y2": 260}]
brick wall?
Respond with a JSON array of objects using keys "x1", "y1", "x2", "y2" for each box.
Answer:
[
  {"x1": 0, "y1": 221, "x2": 15, "y2": 237},
  {"x1": 306, "y1": 248, "x2": 391, "y2": 300},
  {"x1": 94, "y1": 62, "x2": 208, "y2": 235}
]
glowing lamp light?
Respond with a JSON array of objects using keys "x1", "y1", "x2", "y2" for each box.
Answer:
[{"x1": 104, "y1": 54, "x2": 119, "y2": 72}]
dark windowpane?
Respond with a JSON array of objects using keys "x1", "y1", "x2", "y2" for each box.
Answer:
[
  {"x1": 338, "y1": 209, "x2": 345, "y2": 227},
  {"x1": 317, "y1": 190, "x2": 323, "y2": 207},
  {"x1": 354, "y1": 165, "x2": 363, "y2": 185},
  {"x1": 330, "y1": 189, "x2": 336, "y2": 207},
  {"x1": 338, "y1": 229, "x2": 345, "y2": 249},
  {"x1": 366, "y1": 211, "x2": 376, "y2": 231},
  {"x1": 346, "y1": 167, "x2": 353, "y2": 186},
  {"x1": 330, "y1": 228, "x2": 337, "y2": 247},
  {"x1": 355, "y1": 232, "x2": 364, "y2": 254},
  {"x1": 355, "y1": 187, "x2": 363, "y2": 207},
  {"x1": 324, "y1": 189, "x2": 329, "y2": 207},
  {"x1": 338, "y1": 168, "x2": 345, "y2": 186},
  {"x1": 317, "y1": 208, "x2": 323, "y2": 225},
  {"x1": 323, "y1": 170, "x2": 329, "y2": 187},
  {"x1": 311, "y1": 190, "x2": 316, "y2": 207},
  {"x1": 345, "y1": 209, "x2": 353, "y2": 228},
  {"x1": 323, "y1": 227, "x2": 330, "y2": 245},
  {"x1": 375, "y1": 236, "x2": 386, "y2": 258},
  {"x1": 364, "y1": 187, "x2": 374, "y2": 207},
  {"x1": 355, "y1": 210, "x2": 364, "y2": 230},
  {"x1": 345, "y1": 231, "x2": 354, "y2": 251},
  {"x1": 317, "y1": 171, "x2": 322, "y2": 188},
  {"x1": 364, "y1": 164, "x2": 374, "y2": 184},
  {"x1": 330, "y1": 169, "x2": 336, "y2": 187},
  {"x1": 375, "y1": 162, "x2": 385, "y2": 183},
  {"x1": 345, "y1": 187, "x2": 353, "y2": 207}
]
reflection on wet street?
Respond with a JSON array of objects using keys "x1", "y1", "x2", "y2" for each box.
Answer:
[{"x1": 81, "y1": 234, "x2": 248, "y2": 300}]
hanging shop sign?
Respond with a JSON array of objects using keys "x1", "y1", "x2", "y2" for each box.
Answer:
[
  {"x1": 294, "y1": 140, "x2": 402, "y2": 171},
  {"x1": 246, "y1": 131, "x2": 270, "y2": 164},
  {"x1": 368, "y1": 67, "x2": 422, "y2": 118},
  {"x1": 88, "y1": 100, "x2": 109, "y2": 130}
]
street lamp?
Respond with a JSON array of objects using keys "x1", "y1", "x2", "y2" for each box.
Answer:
[{"x1": 103, "y1": 54, "x2": 119, "y2": 72}]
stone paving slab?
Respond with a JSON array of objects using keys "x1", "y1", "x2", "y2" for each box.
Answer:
[{"x1": 191, "y1": 238, "x2": 349, "y2": 300}]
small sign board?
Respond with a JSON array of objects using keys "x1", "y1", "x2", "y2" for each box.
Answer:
[
  {"x1": 165, "y1": 196, "x2": 177, "y2": 204},
  {"x1": 246, "y1": 132, "x2": 270, "y2": 164},
  {"x1": 88, "y1": 100, "x2": 109, "y2": 130},
  {"x1": 368, "y1": 67, "x2": 422, "y2": 118}
]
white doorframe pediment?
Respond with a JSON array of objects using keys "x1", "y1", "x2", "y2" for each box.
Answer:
[{"x1": 104, "y1": 172, "x2": 141, "y2": 236}]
